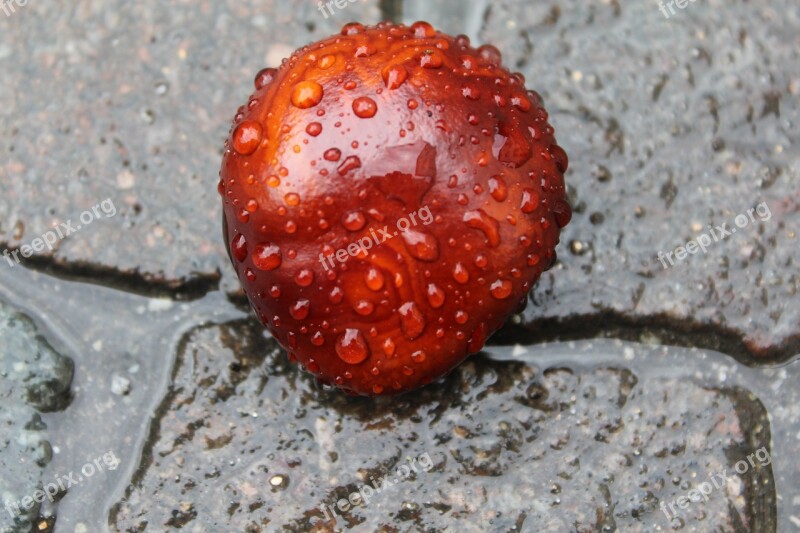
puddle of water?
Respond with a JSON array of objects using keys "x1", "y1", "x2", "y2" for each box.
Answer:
[{"x1": 0, "y1": 263, "x2": 796, "y2": 531}]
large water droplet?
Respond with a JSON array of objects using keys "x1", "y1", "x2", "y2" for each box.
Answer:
[
  {"x1": 462, "y1": 84, "x2": 481, "y2": 101},
  {"x1": 342, "y1": 211, "x2": 366, "y2": 231},
  {"x1": 426, "y1": 283, "x2": 445, "y2": 309},
  {"x1": 411, "y1": 350, "x2": 427, "y2": 363},
  {"x1": 354, "y1": 300, "x2": 375, "y2": 316},
  {"x1": 324, "y1": 148, "x2": 342, "y2": 162},
  {"x1": 294, "y1": 269, "x2": 314, "y2": 287},
  {"x1": 461, "y1": 54, "x2": 477, "y2": 70},
  {"x1": 352, "y1": 97, "x2": 378, "y2": 118},
  {"x1": 382, "y1": 64, "x2": 408, "y2": 90},
  {"x1": 399, "y1": 302, "x2": 425, "y2": 340},
  {"x1": 402, "y1": 230, "x2": 439, "y2": 261},
  {"x1": 511, "y1": 93, "x2": 532, "y2": 112},
  {"x1": 553, "y1": 199, "x2": 573, "y2": 228},
  {"x1": 521, "y1": 189, "x2": 540, "y2": 213},
  {"x1": 354, "y1": 45, "x2": 376, "y2": 58},
  {"x1": 254, "y1": 67, "x2": 277, "y2": 90},
  {"x1": 307, "y1": 359, "x2": 319, "y2": 373},
  {"x1": 311, "y1": 331, "x2": 325, "y2": 346},
  {"x1": 342, "y1": 22, "x2": 365, "y2": 35},
  {"x1": 550, "y1": 144, "x2": 569, "y2": 173},
  {"x1": 420, "y1": 51, "x2": 443, "y2": 69},
  {"x1": 337, "y1": 155, "x2": 362, "y2": 176},
  {"x1": 318, "y1": 54, "x2": 336, "y2": 69},
  {"x1": 306, "y1": 122, "x2": 323, "y2": 136},
  {"x1": 290, "y1": 299, "x2": 310, "y2": 320},
  {"x1": 252, "y1": 243, "x2": 282, "y2": 271},
  {"x1": 493, "y1": 122, "x2": 531, "y2": 168},
  {"x1": 468, "y1": 322, "x2": 488, "y2": 353},
  {"x1": 463, "y1": 210, "x2": 500, "y2": 247},
  {"x1": 488, "y1": 175, "x2": 508, "y2": 201},
  {"x1": 291, "y1": 81, "x2": 324, "y2": 109},
  {"x1": 336, "y1": 329, "x2": 369, "y2": 364},
  {"x1": 232, "y1": 121, "x2": 263, "y2": 155},
  {"x1": 365, "y1": 267, "x2": 385, "y2": 291},
  {"x1": 329, "y1": 286, "x2": 344, "y2": 303},
  {"x1": 411, "y1": 21, "x2": 436, "y2": 38},
  {"x1": 453, "y1": 262, "x2": 469, "y2": 284},
  {"x1": 383, "y1": 337, "x2": 396, "y2": 357},
  {"x1": 285, "y1": 193, "x2": 300, "y2": 207},
  {"x1": 231, "y1": 234, "x2": 248, "y2": 262},
  {"x1": 478, "y1": 45, "x2": 502, "y2": 65},
  {"x1": 490, "y1": 279, "x2": 513, "y2": 299}
]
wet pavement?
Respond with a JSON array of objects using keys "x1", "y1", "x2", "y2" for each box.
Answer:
[{"x1": 0, "y1": 0, "x2": 798, "y2": 532}]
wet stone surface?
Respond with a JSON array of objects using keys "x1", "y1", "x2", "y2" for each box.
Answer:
[
  {"x1": 468, "y1": 0, "x2": 800, "y2": 360},
  {"x1": 0, "y1": 300, "x2": 73, "y2": 533},
  {"x1": 0, "y1": 0, "x2": 383, "y2": 296},
  {"x1": 0, "y1": 1, "x2": 797, "y2": 532},
  {"x1": 111, "y1": 319, "x2": 776, "y2": 532},
  {"x1": 1, "y1": 0, "x2": 796, "y2": 354}
]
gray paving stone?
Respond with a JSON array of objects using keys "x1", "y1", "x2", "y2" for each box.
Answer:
[
  {"x1": 110, "y1": 320, "x2": 777, "y2": 532},
  {"x1": 0, "y1": 1, "x2": 382, "y2": 295},
  {"x1": 0, "y1": 2, "x2": 797, "y2": 532},
  {"x1": 0, "y1": 299, "x2": 73, "y2": 533},
  {"x1": 468, "y1": 0, "x2": 800, "y2": 360}
]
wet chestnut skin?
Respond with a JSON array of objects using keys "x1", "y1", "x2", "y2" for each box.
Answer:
[{"x1": 219, "y1": 21, "x2": 571, "y2": 396}]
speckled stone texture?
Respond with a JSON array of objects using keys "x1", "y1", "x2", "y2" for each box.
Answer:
[
  {"x1": 0, "y1": 1, "x2": 797, "y2": 532},
  {"x1": 110, "y1": 320, "x2": 775, "y2": 532},
  {"x1": 0, "y1": 300, "x2": 73, "y2": 533},
  {"x1": 1, "y1": 0, "x2": 797, "y2": 355},
  {"x1": 0, "y1": 1, "x2": 383, "y2": 295},
  {"x1": 466, "y1": 0, "x2": 799, "y2": 361}
]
